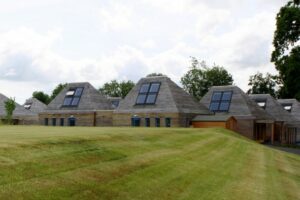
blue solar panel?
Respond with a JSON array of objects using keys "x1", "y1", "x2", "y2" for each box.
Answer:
[
  {"x1": 146, "y1": 94, "x2": 157, "y2": 104},
  {"x1": 71, "y1": 97, "x2": 80, "y2": 106},
  {"x1": 209, "y1": 91, "x2": 232, "y2": 112},
  {"x1": 219, "y1": 102, "x2": 230, "y2": 111},
  {"x1": 140, "y1": 84, "x2": 150, "y2": 93},
  {"x1": 136, "y1": 94, "x2": 147, "y2": 104},
  {"x1": 149, "y1": 83, "x2": 160, "y2": 93},
  {"x1": 63, "y1": 97, "x2": 73, "y2": 106},
  {"x1": 74, "y1": 88, "x2": 83, "y2": 96},
  {"x1": 136, "y1": 82, "x2": 161, "y2": 105},
  {"x1": 62, "y1": 87, "x2": 84, "y2": 107},
  {"x1": 222, "y1": 91, "x2": 232, "y2": 101},
  {"x1": 212, "y1": 92, "x2": 222, "y2": 101},
  {"x1": 209, "y1": 102, "x2": 219, "y2": 111}
]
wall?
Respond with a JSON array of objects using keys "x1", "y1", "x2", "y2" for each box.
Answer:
[
  {"x1": 235, "y1": 119, "x2": 255, "y2": 140},
  {"x1": 113, "y1": 112, "x2": 181, "y2": 127},
  {"x1": 39, "y1": 111, "x2": 113, "y2": 127}
]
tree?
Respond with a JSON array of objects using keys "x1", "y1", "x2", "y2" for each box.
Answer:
[
  {"x1": 181, "y1": 57, "x2": 233, "y2": 100},
  {"x1": 4, "y1": 98, "x2": 16, "y2": 124},
  {"x1": 99, "y1": 80, "x2": 135, "y2": 98},
  {"x1": 247, "y1": 72, "x2": 278, "y2": 98},
  {"x1": 119, "y1": 80, "x2": 135, "y2": 98},
  {"x1": 146, "y1": 73, "x2": 164, "y2": 77},
  {"x1": 32, "y1": 83, "x2": 67, "y2": 104},
  {"x1": 271, "y1": 0, "x2": 300, "y2": 99},
  {"x1": 32, "y1": 91, "x2": 50, "y2": 105},
  {"x1": 50, "y1": 83, "x2": 67, "y2": 100}
]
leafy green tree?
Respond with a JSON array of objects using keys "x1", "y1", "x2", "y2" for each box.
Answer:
[
  {"x1": 4, "y1": 98, "x2": 16, "y2": 124},
  {"x1": 181, "y1": 57, "x2": 233, "y2": 100},
  {"x1": 247, "y1": 72, "x2": 278, "y2": 98},
  {"x1": 32, "y1": 91, "x2": 51, "y2": 105},
  {"x1": 271, "y1": 0, "x2": 300, "y2": 99},
  {"x1": 50, "y1": 83, "x2": 67, "y2": 100},
  {"x1": 99, "y1": 80, "x2": 135, "y2": 98},
  {"x1": 119, "y1": 80, "x2": 135, "y2": 98}
]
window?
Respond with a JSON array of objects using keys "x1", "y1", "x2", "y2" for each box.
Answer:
[
  {"x1": 145, "y1": 118, "x2": 150, "y2": 127},
  {"x1": 155, "y1": 118, "x2": 160, "y2": 127},
  {"x1": 111, "y1": 100, "x2": 120, "y2": 108},
  {"x1": 209, "y1": 91, "x2": 232, "y2": 112},
  {"x1": 281, "y1": 103, "x2": 293, "y2": 112},
  {"x1": 24, "y1": 103, "x2": 32, "y2": 110},
  {"x1": 44, "y1": 118, "x2": 48, "y2": 126},
  {"x1": 131, "y1": 117, "x2": 140, "y2": 127},
  {"x1": 68, "y1": 117, "x2": 76, "y2": 126},
  {"x1": 165, "y1": 118, "x2": 171, "y2": 127},
  {"x1": 136, "y1": 82, "x2": 161, "y2": 105},
  {"x1": 52, "y1": 118, "x2": 56, "y2": 126},
  {"x1": 62, "y1": 87, "x2": 84, "y2": 107},
  {"x1": 60, "y1": 118, "x2": 64, "y2": 126},
  {"x1": 255, "y1": 99, "x2": 267, "y2": 109}
]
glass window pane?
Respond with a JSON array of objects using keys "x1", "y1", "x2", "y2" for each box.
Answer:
[
  {"x1": 146, "y1": 94, "x2": 157, "y2": 104},
  {"x1": 212, "y1": 92, "x2": 222, "y2": 101},
  {"x1": 75, "y1": 88, "x2": 83, "y2": 96},
  {"x1": 136, "y1": 94, "x2": 147, "y2": 104},
  {"x1": 222, "y1": 91, "x2": 232, "y2": 101},
  {"x1": 257, "y1": 102, "x2": 266, "y2": 108},
  {"x1": 139, "y1": 84, "x2": 150, "y2": 93},
  {"x1": 149, "y1": 83, "x2": 160, "y2": 93},
  {"x1": 111, "y1": 100, "x2": 119, "y2": 108},
  {"x1": 71, "y1": 97, "x2": 80, "y2": 106},
  {"x1": 209, "y1": 102, "x2": 219, "y2": 111},
  {"x1": 66, "y1": 90, "x2": 75, "y2": 96},
  {"x1": 219, "y1": 102, "x2": 230, "y2": 111},
  {"x1": 63, "y1": 97, "x2": 73, "y2": 106}
]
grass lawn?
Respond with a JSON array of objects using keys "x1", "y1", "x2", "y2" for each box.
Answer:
[{"x1": 0, "y1": 126, "x2": 299, "y2": 200}]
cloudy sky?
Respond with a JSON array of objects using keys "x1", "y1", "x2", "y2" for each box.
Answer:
[{"x1": 0, "y1": 0, "x2": 287, "y2": 103}]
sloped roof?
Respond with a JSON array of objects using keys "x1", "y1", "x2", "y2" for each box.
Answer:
[
  {"x1": 277, "y1": 99, "x2": 300, "y2": 121},
  {"x1": 199, "y1": 85, "x2": 274, "y2": 120},
  {"x1": 23, "y1": 98, "x2": 47, "y2": 114},
  {"x1": 115, "y1": 76, "x2": 211, "y2": 114},
  {"x1": 0, "y1": 93, "x2": 35, "y2": 117},
  {"x1": 45, "y1": 82, "x2": 112, "y2": 111},
  {"x1": 249, "y1": 94, "x2": 296, "y2": 123}
]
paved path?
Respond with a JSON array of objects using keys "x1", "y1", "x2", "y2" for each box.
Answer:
[{"x1": 266, "y1": 145, "x2": 300, "y2": 155}]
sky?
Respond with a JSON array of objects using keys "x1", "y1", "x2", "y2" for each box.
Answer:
[{"x1": 0, "y1": 0, "x2": 287, "y2": 104}]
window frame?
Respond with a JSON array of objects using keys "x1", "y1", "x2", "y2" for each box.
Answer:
[
  {"x1": 281, "y1": 103, "x2": 293, "y2": 112},
  {"x1": 62, "y1": 87, "x2": 84, "y2": 107},
  {"x1": 255, "y1": 99, "x2": 267, "y2": 110},
  {"x1": 209, "y1": 91, "x2": 233, "y2": 112},
  {"x1": 135, "y1": 82, "x2": 161, "y2": 105}
]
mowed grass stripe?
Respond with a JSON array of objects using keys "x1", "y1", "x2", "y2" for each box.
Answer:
[
  {"x1": 0, "y1": 126, "x2": 298, "y2": 200},
  {"x1": 0, "y1": 131, "x2": 218, "y2": 193}
]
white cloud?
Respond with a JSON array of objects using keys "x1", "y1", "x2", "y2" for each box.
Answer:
[
  {"x1": 0, "y1": 0, "x2": 285, "y2": 102},
  {"x1": 97, "y1": 2, "x2": 134, "y2": 31}
]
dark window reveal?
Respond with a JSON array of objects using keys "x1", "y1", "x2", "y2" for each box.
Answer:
[
  {"x1": 165, "y1": 118, "x2": 171, "y2": 127},
  {"x1": 155, "y1": 118, "x2": 160, "y2": 127},
  {"x1": 145, "y1": 118, "x2": 150, "y2": 127}
]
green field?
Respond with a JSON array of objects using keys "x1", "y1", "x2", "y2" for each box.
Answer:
[{"x1": 0, "y1": 126, "x2": 299, "y2": 200}]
